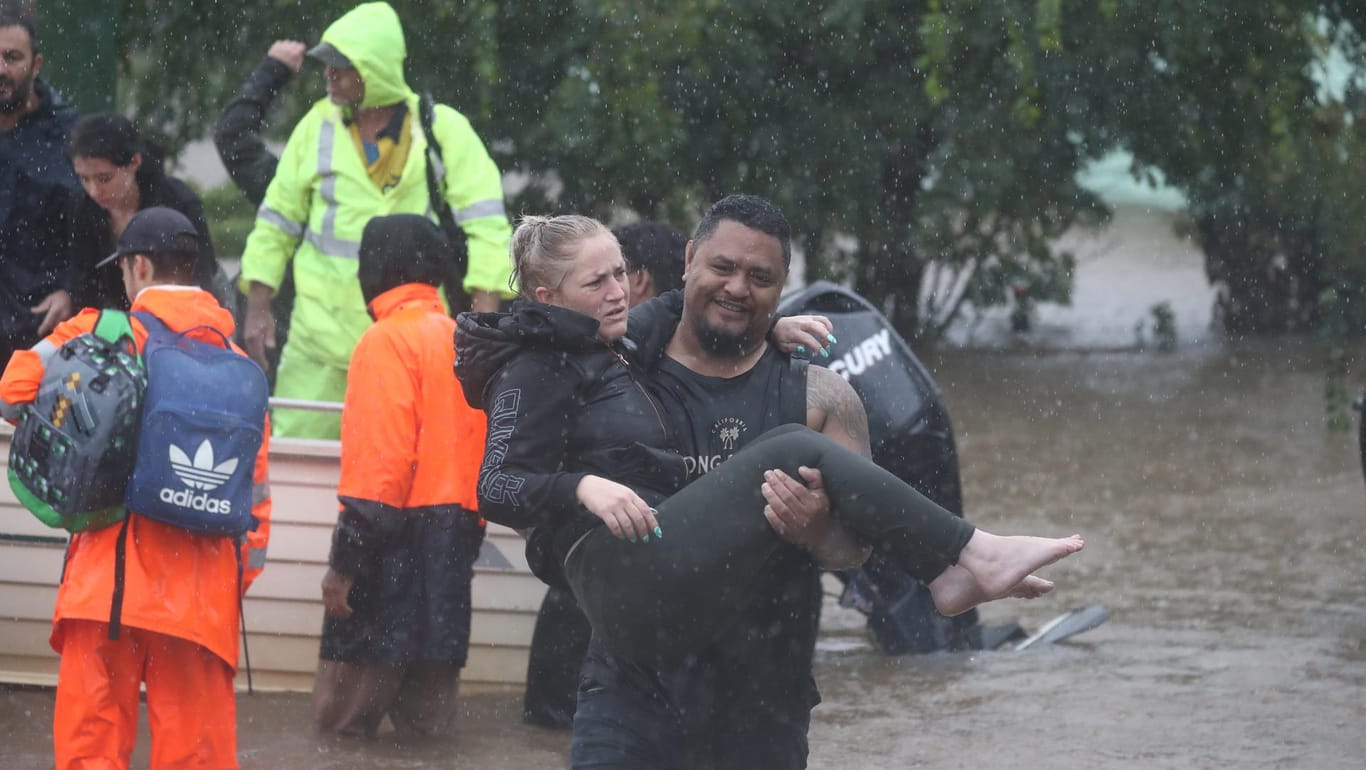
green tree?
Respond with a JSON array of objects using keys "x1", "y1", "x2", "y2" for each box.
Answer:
[
  {"x1": 1074, "y1": 2, "x2": 1365, "y2": 334},
  {"x1": 118, "y1": 1, "x2": 1365, "y2": 340},
  {"x1": 503, "y1": 0, "x2": 1110, "y2": 341}
]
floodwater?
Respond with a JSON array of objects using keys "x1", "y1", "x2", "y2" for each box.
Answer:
[{"x1": 4, "y1": 207, "x2": 1366, "y2": 768}]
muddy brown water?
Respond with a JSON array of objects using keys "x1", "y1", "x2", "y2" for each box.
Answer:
[{"x1": 4, "y1": 334, "x2": 1365, "y2": 769}]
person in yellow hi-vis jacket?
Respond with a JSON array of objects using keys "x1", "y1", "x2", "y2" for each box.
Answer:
[{"x1": 237, "y1": 1, "x2": 513, "y2": 438}]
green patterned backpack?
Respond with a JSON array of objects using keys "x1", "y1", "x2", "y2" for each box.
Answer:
[{"x1": 8, "y1": 311, "x2": 146, "y2": 532}]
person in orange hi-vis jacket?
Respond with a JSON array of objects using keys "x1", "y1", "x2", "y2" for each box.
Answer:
[
  {"x1": 0, "y1": 207, "x2": 271, "y2": 770},
  {"x1": 312, "y1": 213, "x2": 487, "y2": 739}
]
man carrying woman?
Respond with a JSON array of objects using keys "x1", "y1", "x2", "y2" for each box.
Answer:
[{"x1": 456, "y1": 197, "x2": 1083, "y2": 768}]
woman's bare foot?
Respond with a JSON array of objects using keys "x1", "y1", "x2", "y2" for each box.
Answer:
[{"x1": 928, "y1": 532, "x2": 1083, "y2": 616}]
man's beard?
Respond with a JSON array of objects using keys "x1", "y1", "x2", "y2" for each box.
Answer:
[
  {"x1": 691, "y1": 314, "x2": 763, "y2": 359},
  {"x1": 0, "y1": 72, "x2": 34, "y2": 113}
]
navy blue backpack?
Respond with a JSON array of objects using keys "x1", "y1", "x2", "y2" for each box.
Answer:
[{"x1": 124, "y1": 312, "x2": 268, "y2": 537}]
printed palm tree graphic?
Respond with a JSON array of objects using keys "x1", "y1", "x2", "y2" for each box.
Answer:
[
  {"x1": 719, "y1": 426, "x2": 740, "y2": 451},
  {"x1": 169, "y1": 440, "x2": 238, "y2": 491}
]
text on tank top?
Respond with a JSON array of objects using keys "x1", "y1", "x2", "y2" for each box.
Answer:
[
  {"x1": 653, "y1": 346, "x2": 823, "y2": 709},
  {"x1": 652, "y1": 346, "x2": 807, "y2": 478}
]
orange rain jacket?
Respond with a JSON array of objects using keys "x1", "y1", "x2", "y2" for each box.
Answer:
[
  {"x1": 324, "y1": 283, "x2": 486, "y2": 663},
  {"x1": 331, "y1": 282, "x2": 484, "y2": 573},
  {"x1": 0, "y1": 287, "x2": 271, "y2": 668}
]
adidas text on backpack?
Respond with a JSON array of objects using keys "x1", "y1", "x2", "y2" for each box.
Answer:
[
  {"x1": 8, "y1": 311, "x2": 145, "y2": 532},
  {"x1": 124, "y1": 312, "x2": 268, "y2": 537}
]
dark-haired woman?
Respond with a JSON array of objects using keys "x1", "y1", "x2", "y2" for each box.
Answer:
[{"x1": 65, "y1": 112, "x2": 220, "y2": 310}]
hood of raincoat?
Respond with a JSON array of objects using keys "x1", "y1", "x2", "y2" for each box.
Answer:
[
  {"x1": 358, "y1": 214, "x2": 449, "y2": 307},
  {"x1": 320, "y1": 1, "x2": 413, "y2": 109},
  {"x1": 454, "y1": 301, "x2": 614, "y2": 410}
]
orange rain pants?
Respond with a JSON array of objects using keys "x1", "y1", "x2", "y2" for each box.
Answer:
[{"x1": 53, "y1": 620, "x2": 238, "y2": 770}]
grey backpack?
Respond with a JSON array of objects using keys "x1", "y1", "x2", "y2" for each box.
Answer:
[{"x1": 7, "y1": 311, "x2": 146, "y2": 532}]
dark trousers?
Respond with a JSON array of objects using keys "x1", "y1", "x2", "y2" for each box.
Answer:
[
  {"x1": 522, "y1": 584, "x2": 592, "y2": 728},
  {"x1": 569, "y1": 638, "x2": 811, "y2": 770}
]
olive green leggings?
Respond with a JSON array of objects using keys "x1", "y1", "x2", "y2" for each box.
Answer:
[{"x1": 565, "y1": 424, "x2": 975, "y2": 664}]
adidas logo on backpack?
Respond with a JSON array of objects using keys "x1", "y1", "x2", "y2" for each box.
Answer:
[
  {"x1": 125, "y1": 313, "x2": 268, "y2": 537},
  {"x1": 159, "y1": 439, "x2": 237, "y2": 514},
  {"x1": 8, "y1": 311, "x2": 269, "y2": 537}
]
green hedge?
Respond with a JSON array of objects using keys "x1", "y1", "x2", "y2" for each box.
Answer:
[{"x1": 195, "y1": 182, "x2": 258, "y2": 262}]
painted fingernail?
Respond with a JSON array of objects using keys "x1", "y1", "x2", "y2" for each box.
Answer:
[
  {"x1": 827, "y1": 334, "x2": 837, "y2": 344},
  {"x1": 628, "y1": 536, "x2": 637, "y2": 543},
  {"x1": 653, "y1": 526, "x2": 663, "y2": 539},
  {"x1": 643, "y1": 535, "x2": 650, "y2": 543},
  {"x1": 795, "y1": 345, "x2": 806, "y2": 354},
  {"x1": 819, "y1": 348, "x2": 829, "y2": 358}
]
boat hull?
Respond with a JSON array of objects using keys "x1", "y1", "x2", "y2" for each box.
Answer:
[{"x1": 0, "y1": 424, "x2": 544, "y2": 691}]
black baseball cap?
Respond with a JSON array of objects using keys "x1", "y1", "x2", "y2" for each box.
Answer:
[
  {"x1": 95, "y1": 207, "x2": 199, "y2": 268},
  {"x1": 307, "y1": 41, "x2": 354, "y2": 69}
]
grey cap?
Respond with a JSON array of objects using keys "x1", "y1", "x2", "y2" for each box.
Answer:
[{"x1": 307, "y1": 41, "x2": 354, "y2": 70}]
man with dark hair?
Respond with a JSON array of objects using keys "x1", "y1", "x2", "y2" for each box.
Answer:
[
  {"x1": 0, "y1": 11, "x2": 79, "y2": 368},
  {"x1": 615, "y1": 220, "x2": 687, "y2": 301},
  {"x1": 571, "y1": 194, "x2": 871, "y2": 769},
  {"x1": 0, "y1": 206, "x2": 273, "y2": 769}
]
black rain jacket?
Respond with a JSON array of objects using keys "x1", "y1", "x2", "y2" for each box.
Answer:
[
  {"x1": 0, "y1": 78, "x2": 78, "y2": 353},
  {"x1": 64, "y1": 172, "x2": 219, "y2": 310},
  {"x1": 213, "y1": 56, "x2": 293, "y2": 207},
  {"x1": 455, "y1": 300, "x2": 685, "y2": 586}
]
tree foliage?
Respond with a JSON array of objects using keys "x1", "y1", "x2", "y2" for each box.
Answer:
[
  {"x1": 1072, "y1": 2, "x2": 1366, "y2": 334},
  {"x1": 117, "y1": 0, "x2": 1365, "y2": 340}
]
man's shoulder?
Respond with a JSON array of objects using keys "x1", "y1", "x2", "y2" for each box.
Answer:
[
  {"x1": 0, "y1": 88, "x2": 77, "y2": 183},
  {"x1": 2, "y1": 308, "x2": 103, "y2": 380},
  {"x1": 27, "y1": 80, "x2": 78, "y2": 133},
  {"x1": 428, "y1": 101, "x2": 479, "y2": 138},
  {"x1": 50, "y1": 308, "x2": 104, "y2": 342},
  {"x1": 285, "y1": 99, "x2": 345, "y2": 139},
  {"x1": 430, "y1": 100, "x2": 472, "y2": 123}
]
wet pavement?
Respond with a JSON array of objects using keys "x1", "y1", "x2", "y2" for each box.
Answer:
[{"x1": 4, "y1": 208, "x2": 1366, "y2": 767}]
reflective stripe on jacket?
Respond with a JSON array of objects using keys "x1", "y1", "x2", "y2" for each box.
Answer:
[
  {"x1": 237, "y1": 2, "x2": 513, "y2": 371},
  {"x1": 0, "y1": 287, "x2": 272, "y2": 668}
]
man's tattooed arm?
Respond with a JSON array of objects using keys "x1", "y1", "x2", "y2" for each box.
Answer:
[
  {"x1": 806, "y1": 365, "x2": 873, "y2": 459},
  {"x1": 788, "y1": 365, "x2": 873, "y2": 569}
]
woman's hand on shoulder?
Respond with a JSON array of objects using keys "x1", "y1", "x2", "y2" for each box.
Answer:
[
  {"x1": 772, "y1": 314, "x2": 834, "y2": 357},
  {"x1": 576, "y1": 475, "x2": 662, "y2": 543}
]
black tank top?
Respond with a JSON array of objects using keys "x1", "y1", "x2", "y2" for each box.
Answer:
[
  {"x1": 651, "y1": 346, "x2": 823, "y2": 714},
  {"x1": 653, "y1": 346, "x2": 807, "y2": 475}
]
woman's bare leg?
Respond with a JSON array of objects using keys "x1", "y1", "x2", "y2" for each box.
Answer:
[{"x1": 928, "y1": 532, "x2": 1084, "y2": 616}]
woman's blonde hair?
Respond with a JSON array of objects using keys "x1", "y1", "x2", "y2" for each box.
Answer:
[{"x1": 511, "y1": 214, "x2": 614, "y2": 299}]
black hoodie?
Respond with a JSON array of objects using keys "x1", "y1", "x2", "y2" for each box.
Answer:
[
  {"x1": 0, "y1": 78, "x2": 79, "y2": 352},
  {"x1": 455, "y1": 301, "x2": 687, "y2": 586}
]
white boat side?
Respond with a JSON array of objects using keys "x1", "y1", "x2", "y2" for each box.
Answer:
[{"x1": 0, "y1": 419, "x2": 545, "y2": 692}]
